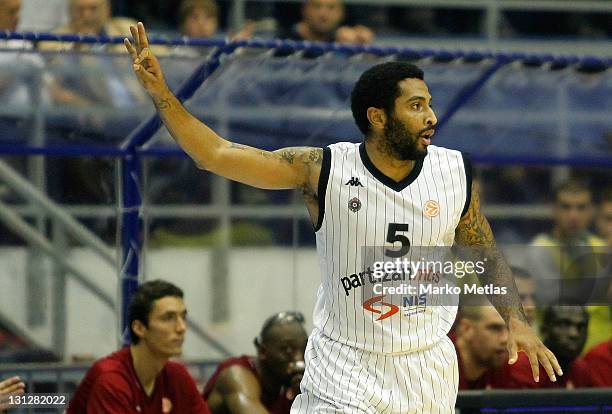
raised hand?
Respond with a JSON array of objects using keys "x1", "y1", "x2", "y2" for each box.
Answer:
[{"x1": 124, "y1": 22, "x2": 169, "y2": 100}]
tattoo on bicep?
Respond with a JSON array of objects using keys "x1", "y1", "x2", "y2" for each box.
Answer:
[
  {"x1": 455, "y1": 189, "x2": 494, "y2": 246},
  {"x1": 306, "y1": 148, "x2": 323, "y2": 165},
  {"x1": 279, "y1": 149, "x2": 296, "y2": 164}
]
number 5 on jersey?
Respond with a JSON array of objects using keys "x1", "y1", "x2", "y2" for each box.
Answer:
[{"x1": 385, "y1": 223, "x2": 410, "y2": 258}]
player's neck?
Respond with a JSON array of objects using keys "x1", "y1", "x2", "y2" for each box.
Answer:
[
  {"x1": 255, "y1": 359, "x2": 284, "y2": 396},
  {"x1": 297, "y1": 22, "x2": 332, "y2": 42},
  {"x1": 551, "y1": 226, "x2": 586, "y2": 244},
  {"x1": 364, "y1": 139, "x2": 416, "y2": 183},
  {"x1": 130, "y1": 345, "x2": 168, "y2": 396},
  {"x1": 456, "y1": 339, "x2": 489, "y2": 381}
]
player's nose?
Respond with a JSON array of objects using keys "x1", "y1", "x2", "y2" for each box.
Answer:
[{"x1": 426, "y1": 108, "x2": 437, "y2": 126}]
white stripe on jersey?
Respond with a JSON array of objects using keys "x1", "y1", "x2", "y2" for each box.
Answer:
[{"x1": 312, "y1": 142, "x2": 471, "y2": 354}]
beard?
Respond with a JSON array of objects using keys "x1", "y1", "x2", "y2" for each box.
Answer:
[
  {"x1": 382, "y1": 116, "x2": 428, "y2": 161},
  {"x1": 476, "y1": 352, "x2": 504, "y2": 369}
]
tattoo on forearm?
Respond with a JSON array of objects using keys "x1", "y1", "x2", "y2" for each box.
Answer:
[
  {"x1": 156, "y1": 98, "x2": 171, "y2": 110},
  {"x1": 455, "y1": 185, "x2": 528, "y2": 324}
]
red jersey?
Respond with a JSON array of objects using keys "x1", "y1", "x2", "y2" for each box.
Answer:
[
  {"x1": 504, "y1": 352, "x2": 592, "y2": 389},
  {"x1": 67, "y1": 347, "x2": 210, "y2": 414},
  {"x1": 455, "y1": 343, "x2": 510, "y2": 390},
  {"x1": 203, "y1": 355, "x2": 293, "y2": 414},
  {"x1": 581, "y1": 340, "x2": 612, "y2": 387}
]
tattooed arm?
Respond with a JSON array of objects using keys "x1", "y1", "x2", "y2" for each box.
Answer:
[
  {"x1": 454, "y1": 183, "x2": 527, "y2": 324},
  {"x1": 125, "y1": 23, "x2": 322, "y2": 196},
  {"x1": 455, "y1": 182, "x2": 562, "y2": 383}
]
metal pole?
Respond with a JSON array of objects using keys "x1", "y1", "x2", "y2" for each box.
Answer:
[
  {"x1": 26, "y1": 64, "x2": 47, "y2": 328},
  {"x1": 51, "y1": 221, "x2": 67, "y2": 360},
  {"x1": 119, "y1": 152, "x2": 142, "y2": 345}
]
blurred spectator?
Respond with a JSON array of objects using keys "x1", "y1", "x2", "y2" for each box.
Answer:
[
  {"x1": 179, "y1": 0, "x2": 218, "y2": 39},
  {"x1": 505, "y1": 306, "x2": 592, "y2": 388},
  {"x1": 0, "y1": 0, "x2": 51, "y2": 207},
  {"x1": 18, "y1": 0, "x2": 68, "y2": 31},
  {"x1": 454, "y1": 305, "x2": 508, "y2": 390},
  {"x1": 596, "y1": 188, "x2": 612, "y2": 245},
  {"x1": 67, "y1": 280, "x2": 210, "y2": 413},
  {"x1": 37, "y1": 0, "x2": 144, "y2": 107},
  {"x1": 177, "y1": 0, "x2": 253, "y2": 44},
  {"x1": 0, "y1": 0, "x2": 19, "y2": 32},
  {"x1": 39, "y1": 0, "x2": 136, "y2": 52},
  {"x1": 526, "y1": 179, "x2": 610, "y2": 352},
  {"x1": 281, "y1": 0, "x2": 373, "y2": 45},
  {"x1": 0, "y1": 0, "x2": 34, "y2": 107},
  {"x1": 0, "y1": 376, "x2": 25, "y2": 411},
  {"x1": 203, "y1": 311, "x2": 308, "y2": 413},
  {"x1": 526, "y1": 179, "x2": 600, "y2": 303},
  {"x1": 510, "y1": 266, "x2": 537, "y2": 328},
  {"x1": 581, "y1": 339, "x2": 612, "y2": 387}
]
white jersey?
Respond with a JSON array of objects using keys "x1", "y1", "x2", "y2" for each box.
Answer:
[{"x1": 312, "y1": 142, "x2": 471, "y2": 354}]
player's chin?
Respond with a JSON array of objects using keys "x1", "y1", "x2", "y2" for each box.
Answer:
[
  {"x1": 415, "y1": 147, "x2": 428, "y2": 159},
  {"x1": 165, "y1": 345, "x2": 184, "y2": 357}
]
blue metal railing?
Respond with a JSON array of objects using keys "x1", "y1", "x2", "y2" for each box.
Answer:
[{"x1": 1, "y1": 30, "x2": 610, "y2": 339}]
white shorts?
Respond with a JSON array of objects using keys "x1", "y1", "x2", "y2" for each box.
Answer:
[{"x1": 290, "y1": 328, "x2": 458, "y2": 414}]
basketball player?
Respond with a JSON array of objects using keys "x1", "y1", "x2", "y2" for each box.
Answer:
[
  {"x1": 203, "y1": 312, "x2": 308, "y2": 413},
  {"x1": 125, "y1": 22, "x2": 562, "y2": 413},
  {"x1": 67, "y1": 280, "x2": 210, "y2": 413}
]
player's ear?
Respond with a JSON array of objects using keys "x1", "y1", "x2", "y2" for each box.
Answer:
[
  {"x1": 254, "y1": 337, "x2": 268, "y2": 359},
  {"x1": 132, "y1": 320, "x2": 147, "y2": 340},
  {"x1": 457, "y1": 318, "x2": 472, "y2": 338},
  {"x1": 367, "y1": 107, "x2": 386, "y2": 132}
]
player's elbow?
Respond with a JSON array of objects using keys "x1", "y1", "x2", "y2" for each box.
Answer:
[{"x1": 193, "y1": 144, "x2": 224, "y2": 172}]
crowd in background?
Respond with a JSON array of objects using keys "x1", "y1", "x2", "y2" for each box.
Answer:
[{"x1": 9, "y1": 0, "x2": 612, "y2": 45}]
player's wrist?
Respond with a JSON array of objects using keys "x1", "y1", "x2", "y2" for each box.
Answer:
[{"x1": 150, "y1": 87, "x2": 173, "y2": 106}]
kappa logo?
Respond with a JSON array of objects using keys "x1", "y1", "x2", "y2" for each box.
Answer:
[
  {"x1": 345, "y1": 177, "x2": 364, "y2": 187},
  {"x1": 424, "y1": 200, "x2": 440, "y2": 218},
  {"x1": 363, "y1": 295, "x2": 399, "y2": 320}
]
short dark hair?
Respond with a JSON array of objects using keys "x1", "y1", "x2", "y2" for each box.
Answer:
[
  {"x1": 553, "y1": 178, "x2": 592, "y2": 202},
  {"x1": 351, "y1": 61, "x2": 424, "y2": 136},
  {"x1": 178, "y1": 0, "x2": 219, "y2": 27},
  {"x1": 128, "y1": 280, "x2": 184, "y2": 344},
  {"x1": 542, "y1": 306, "x2": 588, "y2": 328}
]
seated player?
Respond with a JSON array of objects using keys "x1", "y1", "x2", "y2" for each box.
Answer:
[
  {"x1": 67, "y1": 280, "x2": 210, "y2": 414},
  {"x1": 454, "y1": 304, "x2": 509, "y2": 389},
  {"x1": 203, "y1": 311, "x2": 308, "y2": 414},
  {"x1": 505, "y1": 306, "x2": 592, "y2": 388},
  {"x1": 581, "y1": 338, "x2": 612, "y2": 387},
  {"x1": 0, "y1": 376, "x2": 25, "y2": 411}
]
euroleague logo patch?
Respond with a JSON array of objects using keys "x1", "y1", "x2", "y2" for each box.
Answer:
[
  {"x1": 424, "y1": 200, "x2": 440, "y2": 218},
  {"x1": 348, "y1": 197, "x2": 361, "y2": 212}
]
